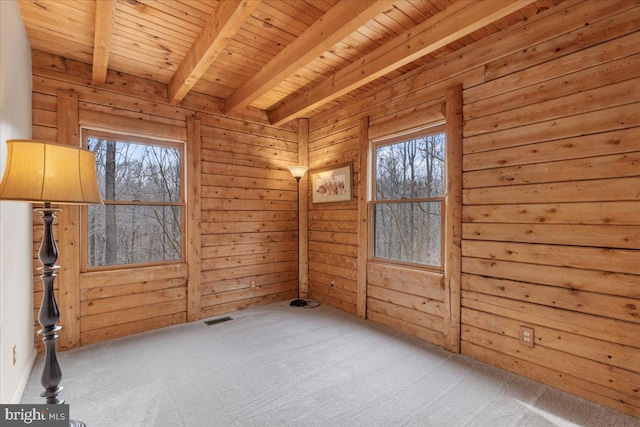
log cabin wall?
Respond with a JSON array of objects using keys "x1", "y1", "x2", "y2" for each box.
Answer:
[
  {"x1": 307, "y1": 123, "x2": 361, "y2": 314},
  {"x1": 30, "y1": 50, "x2": 299, "y2": 350},
  {"x1": 308, "y1": 0, "x2": 640, "y2": 417},
  {"x1": 198, "y1": 115, "x2": 300, "y2": 317}
]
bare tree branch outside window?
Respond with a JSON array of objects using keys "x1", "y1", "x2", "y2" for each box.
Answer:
[
  {"x1": 372, "y1": 131, "x2": 445, "y2": 267},
  {"x1": 85, "y1": 133, "x2": 184, "y2": 268}
]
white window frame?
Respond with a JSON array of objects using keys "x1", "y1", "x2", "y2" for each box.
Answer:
[{"x1": 369, "y1": 124, "x2": 446, "y2": 271}]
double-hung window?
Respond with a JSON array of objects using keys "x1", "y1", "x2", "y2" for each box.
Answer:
[
  {"x1": 82, "y1": 130, "x2": 185, "y2": 269},
  {"x1": 371, "y1": 126, "x2": 445, "y2": 269}
]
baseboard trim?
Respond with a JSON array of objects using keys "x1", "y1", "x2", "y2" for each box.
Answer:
[{"x1": 10, "y1": 348, "x2": 36, "y2": 404}]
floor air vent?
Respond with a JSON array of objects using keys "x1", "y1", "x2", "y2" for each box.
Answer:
[{"x1": 204, "y1": 316, "x2": 232, "y2": 326}]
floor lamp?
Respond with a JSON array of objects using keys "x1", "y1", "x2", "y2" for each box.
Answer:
[
  {"x1": 0, "y1": 140, "x2": 103, "y2": 427},
  {"x1": 287, "y1": 165, "x2": 308, "y2": 307}
]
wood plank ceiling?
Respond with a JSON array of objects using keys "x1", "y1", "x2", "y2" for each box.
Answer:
[{"x1": 17, "y1": 0, "x2": 563, "y2": 126}]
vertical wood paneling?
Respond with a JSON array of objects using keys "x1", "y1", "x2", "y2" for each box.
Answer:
[
  {"x1": 56, "y1": 89, "x2": 82, "y2": 350},
  {"x1": 186, "y1": 117, "x2": 202, "y2": 321},
  {"x1": 443, "y1": 84, "x2": 462, "y2": 353},
  {"x1": 356, "y1": 116, "x2": 369, "y2": 319}
]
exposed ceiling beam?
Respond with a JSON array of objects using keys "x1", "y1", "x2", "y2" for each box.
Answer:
[
  {"x1": 224, "y1": 0, "x2": 395, "y2": 114},
  {"x1": 91, "y1": 0, "x2": 117, "y2": 87},
  {"x1": 168, "y1": 0, "x2": 261, "y2": 104},
  {"x1": 268, "y1": 0, "x2": 537, "y2": 126}
]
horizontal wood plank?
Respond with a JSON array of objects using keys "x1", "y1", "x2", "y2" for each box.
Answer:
[
  {"x1": 463, "y1": 176, "x2": 640, "y2": 205},
  {"x1": 462, "y1": 290, "x2": 640, "y2": 349},
  {"x1": 80, "y1": 287, "x2": 187, "y2": 316},
  {"x1": 200, "y1": 291, "x2": 296, "y2": 319},
  {"x1": 367, "y1": 309, "x2": 443, "y2": 347},
  {"x1": 462, "y1": 240, "x2": 640, "y2": 275},
  {"x1": 80, "y1": 264, "x2": 188, "y2": 288},
  {"x1": 367, "y1": 262, "x2": 444, "y2": 301},
  {"x1": 81, "y1": 312, "x2": 186, "y2": 346},
  {"x1": 464, "y1": 152, "x2": 640, "y2": 188},
  {"x1": 462, "y1": 201, "x2": 640, "y2": 226},
  {"x1": 462, "y1": 273, "x2": 640, "y2": 324},
  {"x1": 461, "y1": 341, "x2": 640, "y2": 417},
  {"x1": 462, "y1": 324, "x2": 640, "y2": 400},
  {"x1": 462, "y1": 308, "x2": 640, "y2": 373},
  {"x1": 463, "y1": 103, "x2": 640, "y2": 154},
  {"x1": 462, "y1": 259, "x2": 640, "y2": 299},
  {"x1": 368, "y1": 285, "x2": 444, "y2": 318},
  {"x1": 463, "y1": 223, "x2": 640, "y2": 249}
]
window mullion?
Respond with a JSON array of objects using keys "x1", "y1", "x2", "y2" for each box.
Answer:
[
  {"x1": 82, "y1": 129, "x2": 185, "y2": 270},
  {"x1": 371, "y1": 129, "x2": 445, "y2": 269}
]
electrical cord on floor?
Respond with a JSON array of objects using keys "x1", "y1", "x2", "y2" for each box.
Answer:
[{"x1": 303, "y1": 282, "x2": 334, "y2": 309}]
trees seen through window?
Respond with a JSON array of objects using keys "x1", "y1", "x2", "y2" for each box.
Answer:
[
  {"x1": 372, "y1": 129, "x2": 445, "y2": 268},
  {"x1": 84, "y1": 131, "x2": 184, "y2": 269}
]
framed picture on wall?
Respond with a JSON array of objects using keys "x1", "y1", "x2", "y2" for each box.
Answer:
[{"x1": 311, "y1": 163, "x2": 353, "y2": 204}]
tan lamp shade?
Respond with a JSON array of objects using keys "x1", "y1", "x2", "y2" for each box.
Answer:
[
  {"x1": 287, "y1": 165, "x2": 309, "y2": 179},
  {"x1": 0, "y1": 139, "x2": 103, "y2": 204}
]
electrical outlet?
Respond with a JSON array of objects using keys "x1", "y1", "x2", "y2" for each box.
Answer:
[
  {"x1": 250, "y1": 281, "x2": 256, "y2": 289},
  {"x1": 12, "y1": 345, "x2": 17, "y2": 366},
  {"x1": 519, "y1": 326, "x2": 534, "y2": 348}
]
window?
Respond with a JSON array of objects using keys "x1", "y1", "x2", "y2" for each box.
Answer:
[
  {"x1": 83, "y1": 130, "x2": 185, "y2": 269},
  {"x1": 371, "y1": 127, "x2": 445, "y2": 268}
]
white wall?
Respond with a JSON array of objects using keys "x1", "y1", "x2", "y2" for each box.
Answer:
[{"x1": 0, "y1": 0, "x2": 37, "y2": 404}]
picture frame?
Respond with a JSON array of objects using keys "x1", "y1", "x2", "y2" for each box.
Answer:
[{"x1": 311, "y1": 163, "x2": 353, "y2": 204}]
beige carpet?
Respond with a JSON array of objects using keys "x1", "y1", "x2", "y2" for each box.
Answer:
[{"x1": 21, "y1": 301, "x2": 640, "y2": 426}]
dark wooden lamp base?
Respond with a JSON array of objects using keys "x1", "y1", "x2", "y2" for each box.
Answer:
[{"x1": 36, "y1": 205, "x2": 85, "y2": 427}]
